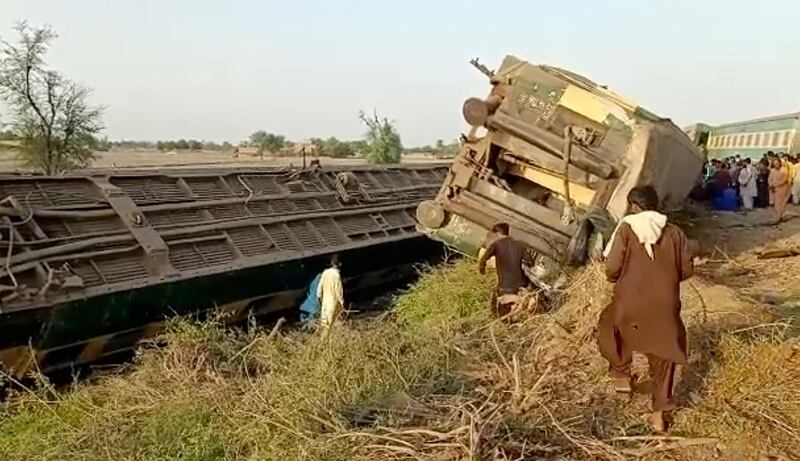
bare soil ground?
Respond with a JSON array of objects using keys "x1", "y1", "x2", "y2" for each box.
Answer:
[{"x1": 0, "y1": 149, "x2": 443, "y2": 173}]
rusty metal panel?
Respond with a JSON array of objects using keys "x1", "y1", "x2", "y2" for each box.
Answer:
[
  {"x1": 416, "y1": 54, "x2": 703, "y2": 269},
  {"x1": 0, "y1": 163, "x2": 449, "y2": 312}
]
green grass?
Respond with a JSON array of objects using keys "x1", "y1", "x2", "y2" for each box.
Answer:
[{"x1": 0, "y1": 260, "x2": 493, "y2": 461}]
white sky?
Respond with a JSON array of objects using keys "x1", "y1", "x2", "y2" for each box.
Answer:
[{"x1": 2, "y1": 0, "x2": 799, "y2": 146}]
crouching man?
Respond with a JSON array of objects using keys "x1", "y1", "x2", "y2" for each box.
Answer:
[
  {"x1": 597, "y1": 186, "x2": 694, "y2": 432},
  {"x1": 478, "y1": 222, "x2": 530, "y2": 319}
]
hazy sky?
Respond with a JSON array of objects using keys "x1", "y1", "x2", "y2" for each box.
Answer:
[{"x1": 2, "y1": 0, "x2": 799, "y2": 145}]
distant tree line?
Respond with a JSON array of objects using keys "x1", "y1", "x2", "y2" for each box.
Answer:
[
  {"x1": 154, "y1": 139, "x2": 232, "y2": 151},
  {"x1": 407, "y1": 139, "x2": 460, "y2": 158},
  {"x1": 244, "y1": 132, "x2": 370, "y2": 160},
  {"x1": 84, "y1": 138, "x2": 233, "y2": 152},
  {"x1": 241, "y1": 111, "x2": 405, "y2": 164},
  {"x1": 0, "y1": 130, "x2": 18, "y2": 141}
]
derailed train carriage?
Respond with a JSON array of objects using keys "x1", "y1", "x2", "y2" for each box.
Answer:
[
  {"x1": 416, "y1": 56, "x2": 705, "y2": 278},
  {"x1": 0, "y1": 164, "x2": 448, "y2": 377}
]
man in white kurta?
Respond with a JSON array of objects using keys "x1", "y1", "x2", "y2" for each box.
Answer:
[
  {"x1": 737, "y1": 158, "x2": 758, "y2": 210},
  {"x1": 317, "y1": 256, "x2": 344, "y2": 329}
]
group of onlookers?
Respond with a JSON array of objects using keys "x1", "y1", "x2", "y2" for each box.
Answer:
[{"x1": 701, "y1": 151, "x2": 799, "y2": 221}]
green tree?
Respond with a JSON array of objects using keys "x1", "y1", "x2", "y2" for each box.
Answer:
[
  {"x1": 349, "y1": 139, "x2": 367, "y2": 156},
  {"x1": 249, "y1": 131, "x2": 286, "y2": 153},
  {"x1": 322, "y1": 137, "x2": 355, "y2": 158},
  {"x1": 202, "y1": 141, "x2": 223, "y2": 151},
  {"x1": 0, "y1": 22, "x2": 104, "y2": 174},
  {"x1": 188, "y1": 139, "x2": 202, "y2": 150},
  {"x1": 359, "y1": 110, "x2": 402, "y2": 164},
  {"x1": 307, "y1": 137, "x2": 325, "y2": 153},
  {"x1": 175, "y1": 139, "x2": 189, "y2": 150}
]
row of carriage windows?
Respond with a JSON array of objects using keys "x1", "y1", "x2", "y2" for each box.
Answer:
[{"x1": 708, "y1": 130, "x2": 793, "y2": 149}]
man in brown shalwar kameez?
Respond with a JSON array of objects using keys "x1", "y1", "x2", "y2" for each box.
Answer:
[
  {"x1": 478, "y1": 222, "x2": 529, "y2": 319},
  {"x1": 597, "y1": 186, "x2": 694, "y2": 432}
]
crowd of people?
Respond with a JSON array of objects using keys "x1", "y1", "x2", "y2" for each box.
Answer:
[{"x1": 701, "y1": 151, "x2": 800, "y2": 221}]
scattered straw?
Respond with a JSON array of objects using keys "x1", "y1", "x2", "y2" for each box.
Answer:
[{"x1": 0, "y1": 259, "x2": 797, "y2": 461}]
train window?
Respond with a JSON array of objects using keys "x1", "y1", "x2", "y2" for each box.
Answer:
[
  {"x1": 737, "y1": 135, "x2": 744, "y2": 147},
  {"x1": 772, "y1": 132, "x2": 781, "y2": 146},
  {"x1": 754, "y1": 133, "x2": 761, "y2": 146},
  {"x1": 723, "y1": 136, "x2": 730, "y2": 147},
  {"x1": 783, "y1": 131, "x2": 792, "y2": 147},
  {"x1": 746, "y1": 134, "x2": 753, "y2": 146}
]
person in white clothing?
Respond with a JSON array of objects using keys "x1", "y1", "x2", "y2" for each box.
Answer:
[
  {"x1": 317, "y1": 255, "x2": 344, "y2": 330},
  {"x1": 792, "y1": 157, "x2": 800, "y2": 205},
  {"x1": 737, "y1": 158, "x2": 758, "y2": 211}
]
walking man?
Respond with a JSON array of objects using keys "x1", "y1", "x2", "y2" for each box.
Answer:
[
  {"x1": 598, "y1": 186, "x2": 694, "y2": 432},
  {"x1": 478, "y1": 222, "x2": 529, "y2": 319},
  {"x1": 317, "y1": 255, "x2": 344, "y2": 330}
]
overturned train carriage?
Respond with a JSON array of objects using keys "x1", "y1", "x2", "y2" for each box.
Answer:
[
  {"x1": 0, "y1": 164, "x2": 448, "y2": 377},
  {"x1": 417, "y1": 55, "x2": 704, "y2": 272}
]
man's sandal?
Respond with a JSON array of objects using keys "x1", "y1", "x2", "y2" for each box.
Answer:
[{"x1": 614, "y1": 376, "x2": 633, "y2": 393}]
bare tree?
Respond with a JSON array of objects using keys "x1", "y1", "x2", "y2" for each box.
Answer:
[{"x1": 0, "y1": 22, "x2": 103, "y2": 174}]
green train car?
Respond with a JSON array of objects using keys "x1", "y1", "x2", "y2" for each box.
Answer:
[
  {"x1": 705, "y1": 112, "x2": 800, "y2": 159},
  {"x1": 682, "y1": 123, "x2": 711, "y2": 152}
]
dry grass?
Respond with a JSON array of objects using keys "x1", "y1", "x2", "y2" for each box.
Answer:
[{"x1": 0, "y1": 260, "x2": 797, "y2": 460}]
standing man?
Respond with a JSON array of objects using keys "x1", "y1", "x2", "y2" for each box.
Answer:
[
  {"x1": 478, "y1": 222, "x2": 529, "y2": 319},
  {"x1": 756, "y1": 157, "x2": 771, "y2": 208},
  {"x1": 317, "y1": 255, "x2": 344, "y2": 330},
  {"x1": 791, "y1": 154, "x2": 800, "y2": 205},
  {"x1": 598, "y1": 186, "x2": 694, "y2": 432},
  {"x1": 711, "y1": 162, "x2": 731, "y2": 198},
  {"x1": 782, "y1": 153, "x2": 796, "y2": 186},
  {"x1": 729, "y1": 160, "x2": 741, "y2": 192},
  {"x1": 769, "y1": 158, "x2": 791, "y2": 223},
  {"x1": 737, "y1": 158, "x2": 757, "y2": 211}
]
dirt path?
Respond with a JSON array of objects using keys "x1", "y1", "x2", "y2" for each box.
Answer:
[
  {"x1": 0, "y1": 149, "x2": 444, "y2": 172},
  {"x1": 682, "y1": 203, "x2": 800, "y2": 307}
]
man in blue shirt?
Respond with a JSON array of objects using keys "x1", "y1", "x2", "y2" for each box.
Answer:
[{"x1": 298, "y1": 272, "x2": 322, "y2": 326}]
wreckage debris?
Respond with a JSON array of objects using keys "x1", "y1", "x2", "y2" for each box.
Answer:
[{"x1": 417, "y1": 55, "x2": 704, "y2": 280}]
